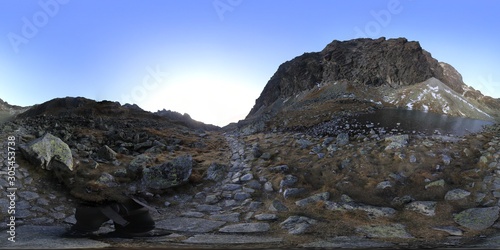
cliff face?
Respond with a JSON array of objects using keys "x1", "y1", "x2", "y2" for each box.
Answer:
[
  {"x1": 247, "y1": 37, "x2": 485, "y2": 119},
  {"x1": 240, "y1": 37, "x2": 500, "y2": 134}
]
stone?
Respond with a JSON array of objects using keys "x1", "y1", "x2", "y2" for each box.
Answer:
[
  {"x1": 445, "y1": 189, "x2": 471, "y2": 201},
  {"x1": 432, "y1": 226, "x2": 463, "y2": 236},
  {"x1": 384, "y1": 135, "x2": 409, "y2": 150},
  {"x1": 356, "y1": 224, "x2": 414, "y2": 238},
  {"x1": 240, "y1": 173, "x2": 254, "y2": 181},
  {"x1": 205, "y1": 194, "x2": 219, "y2": 204},
  {"x1": 255, "y1": 213, "x2": 278, "y2": 221},
  {"x1": 19, "y1": 133, "x2": 73, "y2": 171},
  {"x1": 425, "y1": 179, "x2": 445, "y2": 189},
  {"x1": 18, "y1": 191, "x2": 39, "y2": 201},
  {"x1": 279, "y1": 175, "x2": 298, "y2": 189},
  {"x1": 156, "y1": 217, "x2": 226, "y2": 233},
  {"x1": 222, "y1": 183, "x2": 241, "y2": 191},
  {"x1": 209, "y1": 213, "x2": 240, "y2": 222},
  {"x1": 204, "y1": 163, "x2": 227, "y2": 182},
  {"x1": 183, "y1": 234, "x2": 282, "y2": 244},
  {"x1": 96, "y1": 145, "x2": 117, "y2": 162},
  {"x1": 297, "y1": 139, "x2": 313, "y2": 149},
  {"x1": 405, "y1": 201, "x2": 437, "y2": 216},
  {"x1": 234, "y1": 192, "x2": 251, "y2": 201},
  {"x1": 280, "y1": 216, "x2": 317, "y2": 235},
  {"x1": 141, "y1": 155, "x2": 192, "y2": 190},
  {"x1": 336, "y1": 133, "x2": 349, "y2": 146},
  {"x1": 376, "y1": 181, "x2": 392, "y2": 190},
  {"x1": 269, "y1": 200, "x2": 289, "y2": 212},
  {"x1": 127, "y1": 154, "x2": 154, "y2": 174},
  {"x1": 283, "y1": 188, "x2": 306, "y2": 199},
  {"x1": 301, "y1": 236, "x2": 394, "y2": 248},
  {"x1": 295, "y1": 192, "x2": 330, "y2": 207},
  {"x1": 196, "y1": 205, "x2": 222, "y2": 212},
  {"x1": 269, "y1": 164, "x2": 289, "y2": 173},
  {"x1": 264, "y1": 181, "x2": 274, "y2": 192},
  {"x1": 0, "y1": 225, "x2": 110, "y2": 248},
  {"x1": 453, "y1": 206, "x2": 500, "y2": 231},
  {"x1": 219, "y1": 223, "x2": 270, "y2": 233}
]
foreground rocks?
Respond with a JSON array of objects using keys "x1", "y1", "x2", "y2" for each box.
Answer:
[{"x1": 1, "y1": 115, "x2": 500, "y2": 249}]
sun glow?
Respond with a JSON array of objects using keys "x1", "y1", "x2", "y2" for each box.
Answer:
[{"x1": 141, "y1": 72, "x2": 260, "y2": 127}]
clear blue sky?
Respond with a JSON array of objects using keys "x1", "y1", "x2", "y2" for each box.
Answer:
[{"x1": 1, "y1": 0, "x2": 499, "y2": 126}]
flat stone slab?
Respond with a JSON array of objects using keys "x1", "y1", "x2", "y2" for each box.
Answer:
[
  {"x1": 219, "y1": 222, "x2": 270, "y2": 233},
  {"x1": 156, "y1": 217, "x2": 226, "y2": 233},
  {"x1": 301, "y1": 236, "x2": 394, "y2": 248},
  {"x1": 183, "y1": 234, "x2": 283, "y2": 244},
  {"x1": 0, "y1": 225, "x2": 110, "y2": 249},
  {"x1": 356, "y1": 224, "x2": 414, "y2": 239}
]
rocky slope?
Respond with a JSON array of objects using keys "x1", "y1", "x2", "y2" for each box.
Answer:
[
  {"x1": 241, "y1": 37, "x2": 500, "y2": 134},
  {"x1": 0, "y1": 98, "x2": 29, "y2": 123}
]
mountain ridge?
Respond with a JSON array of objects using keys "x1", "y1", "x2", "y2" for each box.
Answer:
[{"x1": 241, "y1": 37, "x2": 500, "y2": 134}]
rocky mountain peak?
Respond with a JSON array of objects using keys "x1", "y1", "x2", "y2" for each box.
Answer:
[{"x1": 248, "y1": 37, "x2": 465, "y2": 118}]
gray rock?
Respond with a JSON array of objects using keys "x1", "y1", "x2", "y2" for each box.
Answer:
[
  {"x1": 280, "y1": 216, "x2": 317, "y2": 235},
  {"x1": 222, "y1": 183, "x2": 241, "y2": 191},
  {"x1": 283, "y1": 188, "x2": 306, "y2": 199},
  {"x1": 336, "y1": 133, "x2": 349, "y2": 146},
  {"x1": 181, "y1": 211, "x2": 205, "y2": 218},
  {"x1": 127, "y1": 154, "x2": 154, "y2": 174},
  {"x1": 425, "y1": 179, "x2": 445, "y2": 189},
  {"x1": 96, "y1": 145, "x2": 117, "y2": 162},
  {"x1": 269, "y1": 164, "x2": 289, "y2": 173},
  {"x1": 205, "y1": 194, "x2": 219, "y2": 204},
  {"x1": 445, "y1": 189, "x2": 471, "y2": 201},
  {"x1": 18, "y1": 191, "x2": 39, "y2": 201},
  {"x1": 183, "y1": 234, "x2": 282, "y2": 244},
  {"x1": 260, "y1": 152, "x2": 271, "y2": 160},
  {"x1": 279, "y1": 175, "x2": 298, "y2": 189},
  {"x1": 297, "y1": 139, "x2": 313, "y2": 149},
  {"x1": 301, "y1": 236, "x2": 394, "y2": 248},
  {"x1": 432, "y1": 226, "x2": 463, "y2": 236},
  {"x1": 0, "y1": 225, "x2": 110, "y2": 248},
  {"x1": 356, "y1": 205, "x2": 397, "y2": 218},
  {"x1": 234, "y1": 192, "x2": 251, "y2": 201},
  {"x1": 356, "y1": 224, "x2": 414, "y2": 238},
  {"x1": 376, "y1": 181, "x2": 392, "y2": 190},
  {"x1": 264, "y1": 181, "x2": 274, "y2": 192},
  {"x1": 453, "y1": 206, "x2": 500, "y2": 231},
  {"x1": 384, "y1": 134, "x2": 409, "y2": 150},
  {"x1": 405, "y1": 201, "x2": 437, "y2": 216},
  {"x1": 269, "y1": 200, "x2": 289, "y2": 212},
  {"x1": 245, "y1": 179, "x2": 261, "y2": 189},
  {"x1": 196, "y1": 204, "x2": 222, "y2": 212},
  {"x1": 209, "y1": 213, "x2": 240, "y2": 222},
  {"x1": 255, "y1": 213, "x2": 278, "y2": 221},
  {"x1": 295, "y1": 192, "x2": 330, "y2": 207},
  {"x1": 141, "y1": 155, "x2": 192, "y2": 190},
  {"x1": 240, "y1": 173, "x2": 254, "y2": 181},
  {"x1": 219, "y1": 223, "x2": 270, "y2": 233},
  {"x1": 156, "y1": 217, "x2": 226, "y2": 233},
  {"x1": 19, "y1": 133, "x2": 73, "y2": 171},
  {"x1": 204, "y1": 163, "x2": 227, "y2": 182}
]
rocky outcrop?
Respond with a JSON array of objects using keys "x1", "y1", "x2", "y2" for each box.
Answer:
[
  {"x1": 19, "y1": 133, "x2": 73, "y2": 172},
  {"x1": 248, "y1": 37, "x2": 448, "y2": 117}
]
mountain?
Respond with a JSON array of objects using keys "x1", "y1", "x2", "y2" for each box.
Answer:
[
  {"x1": 0, "y1": 98, "x2": 29, "y2": 123},
  {"x1": 15, "y1": 96, "x2": 219, "y2": 131},
  {"x1": 240, "y1": 37, "x2": 500, "y2": 133}
]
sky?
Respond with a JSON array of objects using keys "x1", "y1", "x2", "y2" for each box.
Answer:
[{"x1": 0, "y1": 0, "x2": 499, "y2": 127}]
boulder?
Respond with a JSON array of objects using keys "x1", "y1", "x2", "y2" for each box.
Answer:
[
  {"x1": 141, "y1": 155, "x2": 193, "y2": 190},
  {"x1": 96, "y1": 145, "x2": 117, "y2": 162},
  {"x1": 19, "y1": 133, "x2": 73, "y2": 171},
  {"x1": 453, "y1": 206, "x2": 500, "y2": 231}
]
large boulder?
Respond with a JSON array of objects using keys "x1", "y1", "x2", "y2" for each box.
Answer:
[
  {"x1": 19, "y1": 133, "x2": 73, "y2": 172},
  {"x1": 141, "y1": 155, "x2": 193, "y2": 190},
  {"x1": 453, "y1": 206, "x2": 500, "y2": 231}
]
